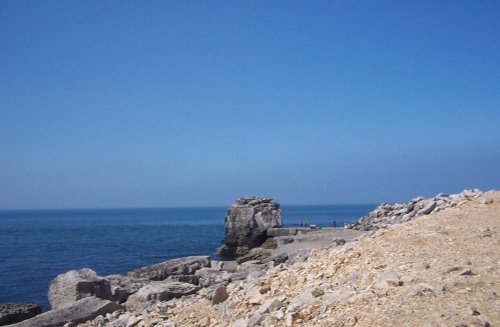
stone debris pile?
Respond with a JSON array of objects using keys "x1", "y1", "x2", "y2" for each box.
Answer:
[{"x1": 347, "y1": 189, "x2": 484, "y2": 231}]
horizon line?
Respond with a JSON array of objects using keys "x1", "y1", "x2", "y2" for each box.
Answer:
[{"x1": 0, "y1": 202, "x2": 379, "y2": 212}]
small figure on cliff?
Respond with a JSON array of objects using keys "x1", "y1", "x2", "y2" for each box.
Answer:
[{"x1": 332, "y1": 220, "x2": 337, "y2": 228}]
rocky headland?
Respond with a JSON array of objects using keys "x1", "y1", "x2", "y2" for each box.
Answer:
[{"x1": 3, "y1": 190, "x2": 498, "y2": 327}]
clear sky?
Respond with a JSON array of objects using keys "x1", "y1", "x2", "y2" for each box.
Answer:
[{"x1": 1, "y1": 1, "x2": 499, "y2": 209}]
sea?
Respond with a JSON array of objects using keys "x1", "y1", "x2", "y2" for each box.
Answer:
[{"x1": 0, "y1": 204, "x2": 375, "y2": 311}]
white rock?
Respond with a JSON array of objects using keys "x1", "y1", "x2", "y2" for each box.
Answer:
[{"x1": 48, "y1": 268, "x2": 112, "y2": 310}]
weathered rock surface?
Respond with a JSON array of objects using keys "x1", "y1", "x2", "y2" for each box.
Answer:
[
  {"x1": 0, "y1": 304, "x2": 41, "y2": 326},
  {"x1": 48, "y1": 268, "x2": 112, "y2": 310},
  {"x1": 267, "y1": 228, "x2": 299, "y2": 237},
  {"x1": 125, "y1": 282, "x2": 200, "y2": 310},
  {"x1": 218, "y1": 197, "x2": 282, "y2": 256},
  {"x1": 211, "y1": 286, "x2": 229, "y2": 305},
  {"x1": 128, "y1": 256, "x2": 210, "y2": 281},
  {"x1": 105, "y1": 275, "x2": 150, "y2": 304},
  {"x1": 195, "y1": 268, "x2": 233, "y2": 287},
  {"x1": 10, "y1": 297, "x2": 121, "y2": 327},
  {"x1": 76, "y1": 190, "x2": 500, "y2": 327},
  {"x1": 348, "y1": 189, "x2": 485, "y2": 231}
]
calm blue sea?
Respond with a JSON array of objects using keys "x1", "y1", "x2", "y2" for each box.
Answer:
[{"x1": 0, "y1": 205, "x2": 374, "y2": 311}]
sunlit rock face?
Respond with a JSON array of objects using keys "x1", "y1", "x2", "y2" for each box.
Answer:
[{"x1": 218, "y1": 197, "x2": 282, "y2": 256}]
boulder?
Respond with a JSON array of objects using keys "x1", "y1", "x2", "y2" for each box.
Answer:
[
  {"x1": 261, "y1": 252, "x2": 288, "y2": 265},
  {"x1": 0, "y1": 304, "x2": 41, "y2": 326},
  {"x1": 217, "y1": 197, "x2": 282, "y2": 256},
  {"x1": 9, "y1": 297, "x2": 122, "y2": 327},
  {"x1": 273, "y1": 236, "x2": 295, "y2": 247},
  {"x1": 48, "y1": 268, "x2": 112, "y2": 310},
  {"x1": 219, "y1": 260, "x2": 239, "y2": 273},
  {"x1": 164, "y1": 274, "x2": 200, "y2": 285},
  {"x1": 195, "y1": 268, "x2": 233, "y2": 287},
  {"x1": 418, "y1": 200, "x2": 437, "y2": 215},
  {"x1": 212, "y1": 286, "x2": 229, "y2": 305},
  {"x1": 128, "y1": 256, "x2": 210, "y2": 281},
  {"x1": 105, "y1": 275, "x2": 150, "y2": 303},
  {"x1": 236, "y1": 247, "x2": 272, "y2": 264},
  {"x1": 125, "y1": 282, "x2": 200, "y2": 310},
  {"x1": 210, "y1": 260, "x2": 225, "y2": 270}
]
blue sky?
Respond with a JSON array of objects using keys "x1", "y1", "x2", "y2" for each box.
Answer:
[{"x1": 1, "y1": 1, "x2": 499, "y2": 209}]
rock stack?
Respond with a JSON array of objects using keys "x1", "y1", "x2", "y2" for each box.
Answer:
[
  {"x1": 347, "y1": 189, "x2": 484, "y2": 231},
  {"x1": 218, "y1": 197, "x2": 282, "y2": 256}
]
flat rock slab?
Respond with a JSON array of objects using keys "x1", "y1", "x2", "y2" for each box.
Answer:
[
  {"x1": 271, "y1": 228, "x2": 367, "y2": 256},
  {"x1": 0, "y1": 304, "x2": 41, "y2": 326},
  {"x1": 9, "y1": 297, "x2": 122, "y2": 327},
  {"x1": 128, "y1": 256, "x2": 210, "y2": 281},
  {"x1": 267, "y1": 228, "x2": 298, "y2": 237},
  {"x1": 125, "y1": 281, "x2": 201, "y2": 310}
]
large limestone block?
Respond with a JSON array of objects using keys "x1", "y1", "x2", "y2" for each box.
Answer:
[
  {"x1": 125, "y1": 282, "x2": 201, "y2": 310},
  {"x1": 127, "y1": 256, "x2": 211, "y2": 281},
  {"x1": 9, "y1": 297, "x2": 122, "y2": 327},
  {"x1": 195, "y1": 267, "x2": 233, "y2": 287},
  {"x1": 48, "y1": 268, "x2": 112, "y2": 310},
  {"x1": 219, "y1": 197, "x2": 282, "y2": 256},
  {"x1": 105, "y1": 275, "x2": 150, "y2": 303}
]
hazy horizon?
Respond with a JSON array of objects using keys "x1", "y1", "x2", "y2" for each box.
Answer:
[
  {"x1": 1, "y1": 1, "x2": 499, "y2": 210},
  {"x1": 0, "y1": 202, "x2": 381, "y2": 212}
]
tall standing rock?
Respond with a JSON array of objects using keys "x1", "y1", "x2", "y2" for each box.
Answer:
[{"x1": 218, "y1": 197, "x2": 282, "y2": 256}]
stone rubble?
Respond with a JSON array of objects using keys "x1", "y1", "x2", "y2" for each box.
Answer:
[{"x1": 347, "y1": 189, "x2": 484, "y2": 231}]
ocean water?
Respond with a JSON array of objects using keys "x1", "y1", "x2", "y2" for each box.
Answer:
[{"x1": 0, "y1": 204, "x2": 374, "y2": 311}]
